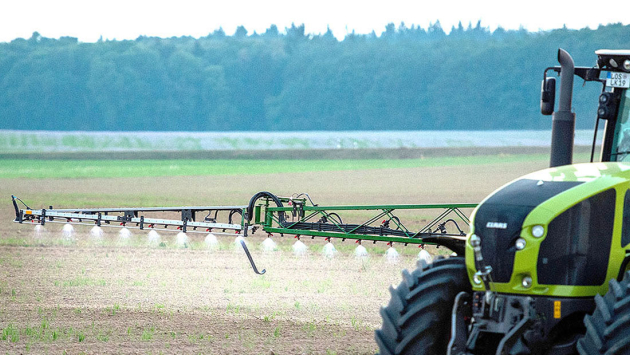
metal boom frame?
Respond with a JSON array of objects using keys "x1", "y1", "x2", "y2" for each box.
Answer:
[
  {"x1": 11, "y1": 193, "x2": 477, "y2": 271},
  {"x1": 256, "y1": 202, "x2": 475, "y2": 246}
]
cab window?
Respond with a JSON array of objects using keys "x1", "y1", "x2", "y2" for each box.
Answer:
[
  {"x1": 622, "y1": 189, "x2": 630, "y2": 247},
  {"x1": 613, "y1": 90, "x2": 630, "y2": 161}
]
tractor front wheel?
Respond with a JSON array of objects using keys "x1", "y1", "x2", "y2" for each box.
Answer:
[
  {"x1": 577, "y1": 271, "x2": 630, "y2": 354},
  {"x1": 375, "y1": 256, "x2": 471, "y2": 355}
]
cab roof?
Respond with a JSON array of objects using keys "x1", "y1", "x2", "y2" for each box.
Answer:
[
  {"x1": 596, "y1": 49, "x2": 630, "y2": 72},
  {"x1": 596, "y1": 49, "x2": 630, "y2": 56}
]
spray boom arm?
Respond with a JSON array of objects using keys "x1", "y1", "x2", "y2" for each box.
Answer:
[{"x1": 11, "y1": 192, "x2": 476, "y2": 273}]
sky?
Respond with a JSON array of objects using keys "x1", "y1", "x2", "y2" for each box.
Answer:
[{"x1": 1, "y1": 0, "x2": 629, "y2": 42}]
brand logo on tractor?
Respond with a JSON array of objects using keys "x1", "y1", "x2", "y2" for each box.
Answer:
[{"x1": 486, "y1": 222, "x2": 508, "y2": 229}]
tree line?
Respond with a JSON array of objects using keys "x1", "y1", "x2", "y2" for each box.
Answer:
[{"x1": 1, "y1": 23, "x2": 630, "y2": 132}]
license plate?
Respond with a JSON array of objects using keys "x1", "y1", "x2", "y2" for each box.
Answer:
[{"x1": 606, "y1": 72, "x2": 630, "y2": 88}]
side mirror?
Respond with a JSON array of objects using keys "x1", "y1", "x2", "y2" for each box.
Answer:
[{"x1": 541, "y1": 77, "x2": 556, "y2": 115}]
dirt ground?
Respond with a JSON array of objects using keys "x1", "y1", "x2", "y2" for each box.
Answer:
[{"x1": 0, "y1": 158, "x2": 548, "y2": 354}]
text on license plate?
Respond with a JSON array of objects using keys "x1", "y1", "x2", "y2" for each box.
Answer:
[{"x1": 606, "y1": 72, "x2": 630, "y2": 88}]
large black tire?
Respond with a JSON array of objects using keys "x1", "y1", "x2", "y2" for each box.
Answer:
[
  {"x1": 375, "y1": 257, "x2": 471, "y2": 355},
  {"x1": 577, "y1": 271, "x2": 630, "y2": 355}
]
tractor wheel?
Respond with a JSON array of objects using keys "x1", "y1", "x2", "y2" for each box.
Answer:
[
  {"x1": 577, "y1": 271, "x2": 630, "y2": 355},
  {"x1": 375, "y1": 256, "x2": 471, "y2": 355}
]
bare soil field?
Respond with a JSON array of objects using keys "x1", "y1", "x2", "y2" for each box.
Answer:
[{"x1": 0, "y1": 157, "x2": 549, "y2": 354}]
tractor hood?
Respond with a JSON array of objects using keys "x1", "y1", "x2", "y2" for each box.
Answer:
[
  {"x1": 471, "y1": 178, "x2": 582, "y2": 283},
  {"x1": 467, "y1": 162, "x2": 630, "y2": 296}
]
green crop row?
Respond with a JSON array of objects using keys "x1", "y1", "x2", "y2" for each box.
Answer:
[{"x1": 0, "y1": 154, "x2": 554, "y2": 179}]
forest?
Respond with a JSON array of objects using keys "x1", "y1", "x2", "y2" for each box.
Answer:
[{"x1": 1, "y1": 22, "x2": 630, "y2": 132}]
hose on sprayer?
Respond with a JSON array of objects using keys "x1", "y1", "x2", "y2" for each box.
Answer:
[{"x1": 246, "y1": 191, "x2": 286, "y2": 225}]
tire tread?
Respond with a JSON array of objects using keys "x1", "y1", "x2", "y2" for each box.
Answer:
[
  {"x1": 375, "y1": 257, "x2": 470, "y2": 355},
  {"x1": 578, "y1": 271, "x2": 630, "y2": 355}
]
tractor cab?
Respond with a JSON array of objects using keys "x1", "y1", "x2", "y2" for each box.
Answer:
[
  {"x1": 542, "y1": 49, "x2": 630, "y2": 164},
  {"x1": 593, "y1": 50, "x2": 630, "y2": 162},
  {"x1": 607, "y1": 87, "x2": 630, "y2": 161}
]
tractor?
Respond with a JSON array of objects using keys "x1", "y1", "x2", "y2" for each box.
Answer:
[{"x1": 374, "y1": 49, "x2": 630, "y2": 354}]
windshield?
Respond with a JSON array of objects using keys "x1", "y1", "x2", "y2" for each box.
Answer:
[{"x1": 613, "y1": 89, "x2": 630, "y2": 161}]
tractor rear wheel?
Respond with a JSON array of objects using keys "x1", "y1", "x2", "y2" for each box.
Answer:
[
  {"x1": 374, "y1": 256, "x2": 471, "y2": 355},
  {"x1": 577, "y1": 271, "x2": 630, "y2": 354}
]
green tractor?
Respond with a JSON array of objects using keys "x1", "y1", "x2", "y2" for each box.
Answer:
[{"x1": 375, "y1": 49, "x2": 630, "y2": 354}]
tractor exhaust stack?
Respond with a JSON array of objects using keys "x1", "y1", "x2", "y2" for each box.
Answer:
[{"x1": 549, "y1": 48, "x2": 576, "y2": 168}]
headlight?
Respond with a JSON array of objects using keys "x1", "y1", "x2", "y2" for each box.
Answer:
[
  {"x1": 532, "y1": 225, "x2": 545, "y2": 238},
  {"x1": 522, "y1": 275, "x2": 533, "y2": 288},
  {"x1": 610, "y1": 58, "x2": 619, "y2": 68},
  {"x1": 624, "y1": 59, "x2": 630, "y2": 71},
  {"x1": 515, "y1": 238, "x2": 527, "y2": 250}
]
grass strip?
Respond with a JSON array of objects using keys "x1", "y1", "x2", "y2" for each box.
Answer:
[{"x1": 0, "y1": 154, "x2": 552, "y2": 179}]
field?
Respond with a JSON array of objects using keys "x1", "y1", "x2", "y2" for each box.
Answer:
[{"x1": 0, "y1": 151, "x2": 573, "y2": 354}]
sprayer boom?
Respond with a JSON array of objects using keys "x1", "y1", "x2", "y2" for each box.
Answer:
[
  {"x1": 12, "y1": 196, "x2": 247, "y2": 234},
  {"x1": 11, "y1": 192, "x2": 476, "y2": 272}
]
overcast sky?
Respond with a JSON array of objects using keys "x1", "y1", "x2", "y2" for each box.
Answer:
[{"x1": 1, "y1": 0, "x2": 628, "y2": 42}]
